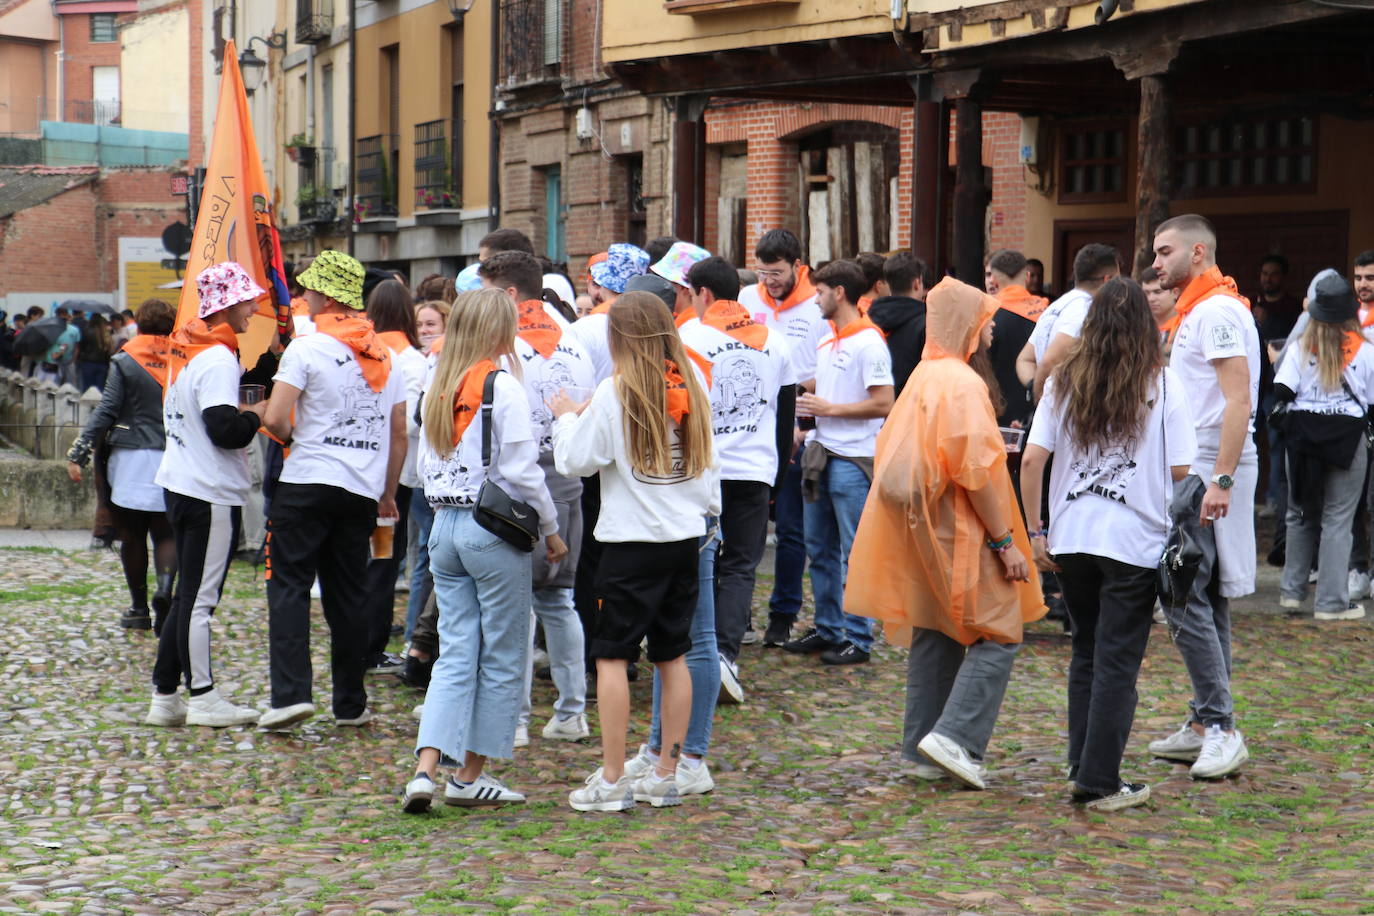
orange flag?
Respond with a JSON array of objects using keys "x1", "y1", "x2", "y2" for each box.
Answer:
[{"x1": 175, "y1": 39, "x2": 291, "y2": 369}]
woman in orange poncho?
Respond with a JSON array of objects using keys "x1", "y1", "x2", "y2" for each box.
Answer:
[{"x1": 845, "y1": 276, "x2": 1044, "y2": 790}]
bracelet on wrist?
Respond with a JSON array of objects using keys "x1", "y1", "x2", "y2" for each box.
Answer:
[{"x1": 986, "y1": 531, "x2": 1013, "y2": 552}]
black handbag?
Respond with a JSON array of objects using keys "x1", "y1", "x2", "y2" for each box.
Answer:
[
  {"x1": 1157, "y1": 373, "x2": 1204, "y2": 610},
  {"x1": 474, "y1": 370, "x2": 541, "y2": 552}
]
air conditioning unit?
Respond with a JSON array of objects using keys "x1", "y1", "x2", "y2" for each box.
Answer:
[{"x1": 575, "y1": 108, "x2": 593, "y2": 141}]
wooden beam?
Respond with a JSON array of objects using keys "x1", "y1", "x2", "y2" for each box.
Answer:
[
  {"x1": 911, "y1": 100, "x2": 941, "y2": 267},
  {"x1": 673, "y1": 95, "x2": 709, "y2": 245},
  {"x1": 1132, "y1": 75, "x2": 1170, "y2": 277},
  {"x1": 953, "y1": 97, "x2": 987, "y2": 285},
  {"x1": 664, "y1": 0, "x2": 798, "y2": 12}
]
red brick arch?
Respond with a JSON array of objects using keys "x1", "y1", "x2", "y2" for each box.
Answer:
[{"x1": 774, "y1": 104, "x2": 905, "y2": 141}]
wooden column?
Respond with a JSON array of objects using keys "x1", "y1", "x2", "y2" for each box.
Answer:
[
  {"x1": 911, "y1": 100, "x2": 942, "y2": 269},
  {"x1": 673, "y1": 95, "x2": 708, "y2": 245},
  {"x1": 953, "y1": 96, "x2": 987, "y2": 286},
  {"x1": 1132, "y1": 75, "x2": 1171, "y2": 277}
]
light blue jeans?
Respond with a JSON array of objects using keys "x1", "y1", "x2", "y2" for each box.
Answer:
[
  {"x1": 804, "y1": 456, "x2": 875, "y2": 651},
  {"x1": 519, "y1": 585, "x2": 587, "y2": 724},
  {"x1": 649, "y1": 522, "x2": 720, "y2": 757},
  {"x1": 416, "y1": 507, "x2": 531, "y2": 761},
  {"x1": 404, "y1": 489, "x2": 435, "y2": 641}
]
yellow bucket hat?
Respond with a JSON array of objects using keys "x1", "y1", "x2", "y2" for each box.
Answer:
[{"x1": 297, "y1": 249, "x2": 365, "y2": 310}]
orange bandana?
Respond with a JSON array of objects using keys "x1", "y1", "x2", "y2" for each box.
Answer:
[
  {"x1": 857, "y1": 295, "x2": 872, "y2": 316},
  {"x1": 757, "y1": 265, "x2": 817, "y2": 317},
  {"x1": 701, "y1": 300, "x2": 768, "y2": 351},
  {"x1": 665, "y1": 359, "x2": 692, "y2": 423},
  {"x1": 517, "y1": 299, "x2": 562, "y2": 358},
  {"x1": 590, "y1": 297, "x2": 614, "y2": 317},
  {"x1": 167, "y1": 320, "x2": 239, "y2": 386},
  {"x1": 824, "y1": 315, "x2": 885, "y2": 350},
  {"x1": 1360, "y1": 305, "x2": 1374, "y2": 329},
  {"x1": 1158, "y1": 312, "x2": 1182, "y2": 350},
  {"x1": 450, "y1": 360, "x2": 498, "y2": 446},
  {"x1": 1324, "y1": 330, "x2": 1366, "y2": 369},
  {"x1": 313, "y1": 313, "x2": 392, "y2": 392},
  {"x1": 1174, "y1": 266, "x2": 1251, "y2": 322},
  {"x1": 377, "y1": 330, "x2": 413, "y2": 353},
  {"x1": 120, "y1": 334, "x2": 170, "y2": 388},
  {"x1": 994, "y1": 286, "x2": 1049, "y2": 323},
  {"x1": 674, "y1": 309, "x2": 695, "y2": 329}
]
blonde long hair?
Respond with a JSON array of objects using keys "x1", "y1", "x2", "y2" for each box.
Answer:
[
  {"x1": 1300, "y1": 316, "x2": 1360, "y2": 393},
  {"x1": 422, "y1": 288, "x2": 517, "y2": 456},
  {"x1": 608, "y1": 291, "x2": 713, "y2": 478}
]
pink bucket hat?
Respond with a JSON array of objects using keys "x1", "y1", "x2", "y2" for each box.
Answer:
[
  {"x1": 196, "y1": 261, "x2": 266, "y2": 319},
  {"x1": 650, "y1": 241, "x2": 711, "y2": 288}
]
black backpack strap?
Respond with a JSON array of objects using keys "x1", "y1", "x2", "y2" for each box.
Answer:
[{"x1": 480, "y1": 369, "x2": 499, "y2": 469}]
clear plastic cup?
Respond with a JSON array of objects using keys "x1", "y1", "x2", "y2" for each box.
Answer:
[
  {"x1": 239, "y1": 384, "x2": 265, "y2": 405},
  {"x1": 999, "y1": 427, "x2": 1025, "y2": 454},
  {"x1": 370, "y1": 517, "x2": 396, "y2": 560}
]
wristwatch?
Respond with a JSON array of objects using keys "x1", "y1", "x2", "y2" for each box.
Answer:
[{"x1": 1211, "y1": 473, "x2": 1234, "y2": 490}]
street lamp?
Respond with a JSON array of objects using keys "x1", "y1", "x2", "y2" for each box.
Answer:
[
  {"x1": 238, "y1": 32, "x2": 287, "y2": 95},
  {"x1": 447, "y1": 0, "x2": 475, "y2": 22}
]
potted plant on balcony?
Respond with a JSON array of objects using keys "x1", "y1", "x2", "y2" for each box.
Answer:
[
  {"x1": 284, "y1": 132, "x2": 313, "y2": 163},
  {"x1": 295, "y1": 184, "x2": 337, "y2": 223},
  {"x1": 417, "y1": 187, "x2": 459, "y2": 210}
]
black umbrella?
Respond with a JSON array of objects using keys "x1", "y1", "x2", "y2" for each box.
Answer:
[
  {"x1": 12, "y1": 316, "x2": 67, "y2": 357},
  {"x1": 63, "y1": 299, "x2": 118, "y2": 316}
]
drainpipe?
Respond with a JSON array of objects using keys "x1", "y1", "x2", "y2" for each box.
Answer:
[
  {"x1": 488, "y1": 0, "x2": 499, "y2": 233},
  {"x1": 347, "y1": 0, "x2": 356, "y2": 255},
  {"x1": 1095, "y1": 0, "x2": 1119, "y2": 24},
  {"x1": 56, "y1": 10, "x2": 65, "y2": 123}
]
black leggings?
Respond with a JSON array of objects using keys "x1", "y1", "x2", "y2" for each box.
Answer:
[{"x1": 113, "y1": 504, "x2": 175, "y2": 609}]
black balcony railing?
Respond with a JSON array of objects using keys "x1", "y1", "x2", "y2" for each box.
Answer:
[
  {"x1": 355, "y1": 134, "x2": 398, "y2": 219},
  {"x1": 413, "y1": 119, "x2": 461, "y2": 209},
  {"x1": 295, "y1": 0, "x2": 333, "y2": 44},
  {"x1": 500, "y1": 0, "x2": 562, "y2": 86}
]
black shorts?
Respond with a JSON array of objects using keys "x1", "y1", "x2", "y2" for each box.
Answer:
[{"x1": 591, "y1": 538, "x2": 699, "y2": 664}]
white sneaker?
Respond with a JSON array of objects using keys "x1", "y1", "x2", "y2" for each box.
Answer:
[
  {"x1": 513, "y1": 724, "x2": 529, "y2": 748},
  {"x1": 624, "y1": 745, "x2": 658, "y2": 780},
  {"x1": 412, "y1": 703, "x2": 425, "y2": 720},
  {"x1": 1190, "y1": 726, "x2": 1249, "y2": 779},
  {"x1": 1349, "y1": 570, "x2": 1371, "y2": 601},
  {"x1": 916, "y1": 732, "x2": 986, "y2": 790},
  {"x1": 1148, "y1": 721, "x2": 1204, "y2": 762},
  {"x1": 1315, "y1": 602, "x2": 1366, "y2": 621},
  {"x1": 1083, "y1": 782, "x2": 1151, "y2": 812},
  {"x1": 184, "y1": 689, "x2": 259, "y2": 728},
  {"x1": 718, "y1": 653, "x2": 743, "y2": 705},
  {"x1": 144, "y1": 691, "x2": 187, "y2": 727},
  {"x1": 909, "y1": 761, "x2": 946, "y2": 781},
  {"x1": 335, "y1": 708, "x2": 374, "y2": 727},
  {"x1": 672, "y1": 760, "x2": 715, "y2": 796},
  {"x1": 541, "y1": 713, "x2": 590, "y2": 741},
  {"x1": 632, "y1": 771, "x2": 682, "y2": 807},
  {"x1": 258, "y1": 702, "x2": 316, "y2": 731},
  {"x1": 531, "y1": 648, "x2": 550, "y2": 669},
  {"x1": 1279, "y1": 596, "x2": 1302, "y2": 611},
  {"x1": 402, "y1": 772, "x2": 435, "y2": 814},
  {"x1": 309, "y1": 578, "x2": 322, "y2": 598},
  {"x1": 444, "y1": 772, "x2": 527, "y2": 807},
  {"x1": 568, "y1": 769, "x2": 636, "y2": 812}
]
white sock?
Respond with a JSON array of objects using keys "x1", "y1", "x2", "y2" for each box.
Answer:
[
  {"x1": 600, "y1": 777, "x2": 620, "y2": 790},
  {"x1": 680, "y1": 757, "x2": 703, "y2": 770}
]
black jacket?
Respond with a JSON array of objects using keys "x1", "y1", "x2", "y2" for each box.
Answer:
[
  {"x1": 867, "y1": 295, "x2": 926, "y2": 397},
  {"x1": 66, "y1": 350, "x2": 165, "y2": 465}
]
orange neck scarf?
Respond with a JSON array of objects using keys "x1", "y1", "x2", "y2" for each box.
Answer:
[
  {"x1": 1360, "y1": 304, "x2": 1374, "y2": 329},
  {"x1": 167, "y1": 319, "x2": 239, "y2": 386},
  {"x1": 857, "y1": 295, "x2": 872, "y2": 316},
  {"x1": 590, "y1": 295, "x2": 615, "y2": 317},
  {"x1": 120, "y1": 334, "x2": 170, "y2": 388},
  {"x1": 994, "y1": 286, "x2": 1049, "y2": 323},
  {"x1": 665, "y1": 359, "x2": 692, "y2": 423},
  {"x1": 674, "y1": 308, "x2": 695, "y2": 329},
  {"x1": 825, "y1": 314, "x2": 884, "y2": 349},
  {"x1": 1174, "y1": 266, "x2": 1251, "y2": 322},
  {"x1": 517, "y1": 299, "x2": 562, "y2": 358},
  {"x1": 450, "y1": 360, "x2": 498, "y2": 446},
  {"x1": 313, "y1": 313, "x2": 392, "y2": 392},
  {"x1": 377, "y1": 330, "x2": 414, "y2": 353},
  {"x1": 1319, "y1": 330, "x2": 1366, "y2": 370},
  {"x1": 757, "y1": 265, "x2": 817, "y2": 317},
  {"x1": 702, "y1": 300, "x2": 768, "y2": 351}
]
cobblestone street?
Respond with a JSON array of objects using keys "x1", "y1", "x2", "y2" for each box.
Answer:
[{"x1": 1, "y1": 543, "x2": 1371, "y2": 914}]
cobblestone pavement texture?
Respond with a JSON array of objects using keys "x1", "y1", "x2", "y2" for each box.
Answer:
[{"x1": 0, "y1": 539, "x2": 1371, "y2": 914}]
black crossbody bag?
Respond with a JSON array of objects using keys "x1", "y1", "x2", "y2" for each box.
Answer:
[
  {"x1": 474, "y1": 370, "x2": 541, "y2": 552},
  {"x1": 1157, "y1": 371, "x2": 1204, "y2": 610}
]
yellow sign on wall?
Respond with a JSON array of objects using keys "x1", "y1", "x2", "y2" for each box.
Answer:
[{"x1": 123, "y1": 259, "x2": 183, "y2": 311}]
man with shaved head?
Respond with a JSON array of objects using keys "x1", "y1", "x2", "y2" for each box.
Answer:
[{"x1": 1147, "y1": 213, "x2": 1258, "y2": 780}]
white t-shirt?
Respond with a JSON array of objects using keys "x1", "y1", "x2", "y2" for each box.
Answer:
[
  {"x1": 811, "y1": 325, "x2": 893, "y2": 459},
  {"x1": 510, "y1": 333, "x2": 598, "y2": 454},
  {"x1": 1029, "y1": 370, "x2": 1198, "y2": 569},
  {"x1": 739, "y1": 284, "x2": 827, "y2": 384},
  {"x1": 415, "y1": 370, "x2": 558, "y2": 536},
  {"x1": 1274, "y1": 337, "x2": 1374, "y2": 418},
  {"x1": 390, "y1": 343, "x2": 428, "y2": 489},
  {"x1": 1168, "y1": 293, "x2": 1261, "y2": 436},
  {"x1": 274, "y1": 333, "x2": 405, "y2": 501},
  {"x1": 553, "y1": 376, "x2": 721, "y2": 543},
  {"x1": 566, "y1": 311, "x2": 612, "y2": 383},
  {"x1": 156, "y1": 345, "x2": 251, "y2": 506},
  {"x1": 1029, "y1": 288, "x2": 1092, "y2": 363},
  {"x1": 679, "y1": 319, "x2": 796, "y2": 484}
]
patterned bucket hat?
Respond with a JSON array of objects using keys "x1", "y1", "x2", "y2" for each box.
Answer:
[
  {"x1": 296, "y1": 249, "x2": 366, "y2": 309},
  {"x1": 650, "y1": 242, "x2": 711, "y2": 288},
  {"x1": 589, "y1": 243, "x2": 650, "y2": 294},
  {"x1": 196, "y1": 261, "x2": 266, "y2": 319}
]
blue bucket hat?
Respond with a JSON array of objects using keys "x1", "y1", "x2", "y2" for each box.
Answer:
[{"x1": 589, "y1": 242, "x2": 650, "y2": 294}]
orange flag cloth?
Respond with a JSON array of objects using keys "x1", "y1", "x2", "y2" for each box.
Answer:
[{"x1": 844, "y1": 277, "x2": 1045, "y2": 647}]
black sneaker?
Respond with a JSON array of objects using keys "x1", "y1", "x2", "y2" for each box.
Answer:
[
  {"x1": 120, "y1": 607, "x2": 152, "y2": 630},
  {"x1": 399, "y1": 654, "x2": 433, "y2": 689},
  {"x1": 783, "y1": 628, "x2": 840, "y2": 654},
  {"x1": 820, "y1": 642, "x2": 870, "y2": 666},
  {"x1": 763, "y1": 615, "x2": 793, "y2": 648},
  {"x1": 367, "y1": 652, "x2": 406, "y2": 675}
]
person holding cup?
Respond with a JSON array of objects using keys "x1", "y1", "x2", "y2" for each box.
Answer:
[
  {"x1": 145, "y1": 263, "x2": 269, "y2": 729},
  {"x1": 259, "y1": 250, "x2": 408, "y2": 730}
]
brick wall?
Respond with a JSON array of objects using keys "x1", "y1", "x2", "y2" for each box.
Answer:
[{"x1": 59, "y1": 14, "x2": 123, "y2": 120}]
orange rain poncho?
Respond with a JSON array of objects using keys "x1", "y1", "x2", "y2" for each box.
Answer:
[{"x1": 844, "y1": 277, "x2": 1045, "y2": 647}]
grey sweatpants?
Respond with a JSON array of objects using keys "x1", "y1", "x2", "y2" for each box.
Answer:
[{"x1": 903, "y1": 628, "x2": 1018, "y2": 762}]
